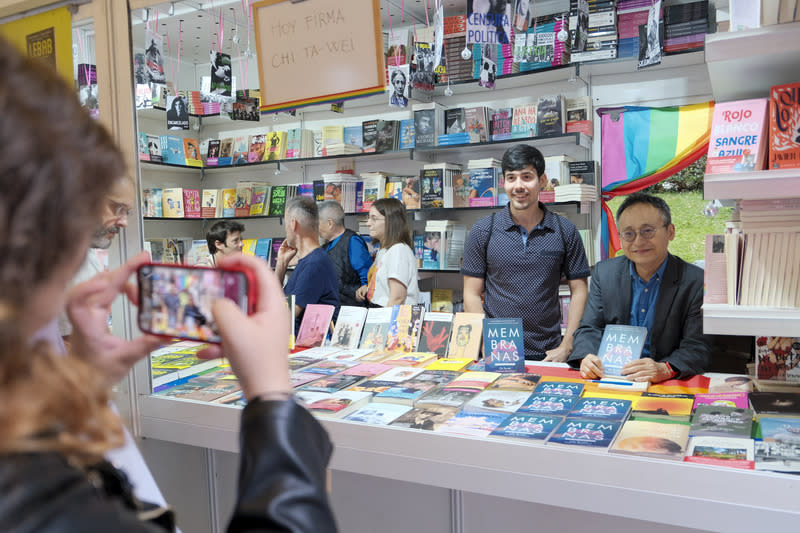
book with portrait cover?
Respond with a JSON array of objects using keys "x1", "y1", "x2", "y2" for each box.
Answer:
[
  {"x1": 468, "y1": 167, "x2": 497, "y2": 207},
  {"x1": 536, "y1": 94, "x2": 566, "y2": 136},
  {"x1": 298, "y1": 373, "x2": 366, "y2": 394},
  {"x1": 358, "y1": 307, "x2": 395, "y2": 351},
  {"x1": 373, "y1": 370, "x2": 460, "y2": 405},
  {"x1": 389, "y1": 404, "x2": 460, "y2": 431},
  {"x1": 490, "y1": 414, "x2": 563, "y2": 441},
  {"x1": 247, "y1": 134, "x2": 266, "y2": 163},
  {"x1": 609, "y1": 419, "x2": 690, "y2": 459},
  {"x1": 446, "y1": 312, "x2": 485, "y2": 359},
  {"x1": 706, "y1": 98, "x2": 768, "y2": 174},
  {"x1": 490, "y1": 108, "x2": 513, "y2": 141},
  {"x1": 330, "y1": 306, "x2": 368, "y2": 349},
  {"x1": 565, "y1": 96, "x2": 593, "y2": 137},
  {"x1": 266, "y1": 131, "x2": 287, "y2": 161},
  {"x1": 483, "y1": 317, "x2": 525, "y2": 373},
  {"x1": 183, "y1": 138, "x2": 204, "y2": 167},
  {"x1": 598, "y1": 324, "x2": 648, "y2": 377},
  {"x1": 182, "y1": 188, "x2": 201, "y2": 218},
  {"x1": 417, "y1": 312, "x2": 454, "y2": 357},
  {"x1": 143, "y1": 188, "x2": 162, "y2": 217},
  {"x1": 305, "y1": 390, "x2": 372, "y2": 418},
  {"x1": 547, "y1": 418, "x2": 623, "y2": 449},
  {"x1": 217, "y1": 138, "x2": 233, "y2": 166},
  {"x1": 296, "y1": 304, "x2": 336, "y2": 348},
  {"x1": 420, "y1": 168, "x2": 446, "y2": 209},
  {"x1": 463, "y1": 389, "x2": 531, "y2": 415},
  {"x1": 414, "y1": 385, "x2": 478, "y2": 408},
  {"x1": 205, "y1": 139, "x2": 220, "y2": 166},
  {"x1": 768, "y1": 82, "x2": 800, "y2": 170},
  {"x1": 145, "y1": 134, "x2": 162, "y2": 163}
]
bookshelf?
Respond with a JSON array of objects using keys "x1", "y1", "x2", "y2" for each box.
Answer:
[{"x1": 701, "y1": 22, "x2": 800, "y2": 337}]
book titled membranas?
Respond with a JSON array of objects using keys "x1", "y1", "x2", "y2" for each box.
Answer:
[
  {"x1": 483, "y1": 318, "x2": 525, "y2": 373},
  {"x1": 598, "y1": 325, "x2": 648, "y2": 377}
]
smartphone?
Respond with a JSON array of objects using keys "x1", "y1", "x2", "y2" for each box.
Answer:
[{"x1": 137, "y1": 263, "x2": 256, "y2": 343}]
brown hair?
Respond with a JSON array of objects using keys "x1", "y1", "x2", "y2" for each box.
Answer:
[
  {"x1": 0, "y1": 38, "x2": 126, "y2": 465},
  {"x1": 371, "y1": 198, "x2": 412, "y2": 249}
]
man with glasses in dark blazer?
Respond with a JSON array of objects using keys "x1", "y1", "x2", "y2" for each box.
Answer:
[{"x1": 568, "y1": 192, "x2": 713, "y2": 383}]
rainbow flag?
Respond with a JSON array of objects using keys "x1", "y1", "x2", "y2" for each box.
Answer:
[{"x1": 599, "y1": 102, "x2": 714, "y2": 258}]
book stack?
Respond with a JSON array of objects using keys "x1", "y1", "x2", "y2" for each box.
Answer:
[
  {"x1": 615, "y1": 0, "x2": 655, "y2": 60},
  {"x1": 421, "y1": 162, "x2": 462, "y2": 209},
  {"x1": 323, "y1": 143, "x2": 363, "y2": 156},
  {"x1": 467, "y1": 159, "x2": 501, "y2": 207},
  {"x1": 322, "y1": 173, "x2": 362, "y2": 213},
  {"x1": 360, "y1": 171, "x2": 389, "y2": 212},
  {"x1": 440, "y1": 15, "x2": 473, "y2": 83},
  {"x1": 663, "y1": 0, "x2": 708, "y2": 54},
  {"x1": 285, "y1": 128, "x2": 315, "y2": 158},
  {"x1": 554, "y1": 184, "x2": 597, "y2": 202},
  {"x1": 422, "y1": 220, "x2": 454, "y2": 270},
  {"x1": 569, "y1": 0, "x2": 619, "y2": 62}
]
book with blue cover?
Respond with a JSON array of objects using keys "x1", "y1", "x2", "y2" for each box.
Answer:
[
  {"x1": 534, "y1": 381, "x2": 585, "y2": 397},
  {"x1": 598, "y1": 325, "x2": 648, "y2": 377},
  {"x1": 160, "y1": 135, "x2": 186, "y2": 165},
  {"x1": 490, "y1": 414, "x2": 563, "y2": 441},
  {"x1": 398, "y1": 118, "x2": 415, "y2": 149},
  {"x1": 468, "y1": 167, "x2": 497, "y2": 207},
  {"x1": 343, "y1": 125, "x2": 363, "y2": 148},
  {"x1": 516, "y1": 393, "x2": 579, "y2": 416},
  {"x1": 483, "y1": 318, "x2": 525, "y2": 373},
  {"x1": 567, "y1": 397, "x2": 633, "y2": 422},
  {"x1": 546, "y1": 418, "x2": 623, "y2": 449}
]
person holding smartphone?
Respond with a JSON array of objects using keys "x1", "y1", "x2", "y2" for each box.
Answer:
[{"x1": 0, "y1": 38, "x2": 336, "y2": 532}]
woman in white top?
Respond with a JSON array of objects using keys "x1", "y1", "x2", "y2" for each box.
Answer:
[{"x1": 356, "y1": 198, "x2": 420, "y2": 307}]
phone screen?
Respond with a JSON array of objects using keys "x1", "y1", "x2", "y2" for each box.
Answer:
[{"x1": 138, "y1": 264, "x2": 249, "y2": 343}]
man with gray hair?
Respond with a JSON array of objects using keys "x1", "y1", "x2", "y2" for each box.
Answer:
[
  {"x1": 318, "y1": 200, "x2": 372, "y2": 307},
  {"x1": 276, "y1": 196, "x2": 340, "y2": 331}
]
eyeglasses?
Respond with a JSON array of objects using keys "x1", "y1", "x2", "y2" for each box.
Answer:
[
  {"x1": 368, "y1": 215, "x2": 385, "y2": 223},
  {"x1": 109, "y1": 200, "x2": 133, "y2": 218},
  {"x1": 619, "y1": 224, "x2": 667, "y2": 242}
]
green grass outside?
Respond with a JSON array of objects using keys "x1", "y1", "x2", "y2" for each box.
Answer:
[{"x1": 605, "y1": 191, "x2": 733, "y2": 264}]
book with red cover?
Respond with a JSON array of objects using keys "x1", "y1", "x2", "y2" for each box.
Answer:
[
  {"x1": 769, "y1": 82, "x2": 800, "y2": 170},
  {"x1": 182, "y1": 188, "x2": 201, "y2": 218}
]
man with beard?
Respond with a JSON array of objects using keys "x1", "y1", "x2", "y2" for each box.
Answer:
[{"x1": 59, "y1": 176, "x2": 134, "y2": 342}]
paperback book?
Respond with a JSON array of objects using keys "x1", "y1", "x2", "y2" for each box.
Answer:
[
  {"x1": 516, "y1": 393, "x2": 579, "y2": 417},
  {"x1": 489, "y1": 414, "x2": 563, "y2": 442},
  {"x1": 609, "y1": 419, "x2": 691, "y2": 460},
  {"x1": 434, "y1": 411, "x2": 510, "y2": 438},
  {"x1": 597, "y1": 324, "x2": 648, "y2": 378},
  {"x1": 482, "y1": 318, "x2": 525, "y2": 373},
  {"x1": 689, "y1": 405, "x2": 754, "y2": 438},
  {"x1": 547, "y1": 418, "x2": 623, "y2": 449}
]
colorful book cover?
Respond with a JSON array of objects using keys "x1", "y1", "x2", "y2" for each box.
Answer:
[
  {"x1": 358, "y1": 307, "x2": 394, "y2": 351},
  {"x1": 206, "y1": 139, "x2": 220, "y2": 167},
  {"x1": 684, "y1": 436, "x2": 754, "y2": 470},
  {"x1": 464, "y1": 106, "x2": 488, "y2": 142},
  {"x1": 296, "y1": 304, "x2": 336, "y2": 348},
  {"x1": 609, "y1": 419, "x2": 690, "y2": 459},
  {"x1": 755, "y1": 336, "x2": 800, "y2": 382},
  {"x1": 565, "y1": 96, "x2": 593, "y2": 137},
  {"x1": 298, "y1": 373, "x2": 365, "y2": 394},
  {"x1": 266, "y1": 131, "x2": 287, "y2": 160},
  {"x1": 389, "y1": 405, "x2": 460, "y2": 431},
  {"x1": 434, "y1": 411, "x2": 509, "y2": 437},
  {"x1": 443, "y1": 371, "x2": 500, "y2": 393},
  {"x1": 231, "y1": 135, "x2": 249, "y2": 165},
  {"x1": 567, "y1": 398, "x2": 633, "y2": 422},
  {"x1": 632, "y1": 393, "x2": 695, "y2": 421},
  {"x1": 417, "y1": 312, "x2": 454, "y2": 357},
  {"x1": 306, "y1": 390, "x2": 371, "y2": 418},
  {"x1": 415, "y1": 386, "x2": 478, "y2": 408},
  {"x1": 343, "y1": 403, "x2": 413, "y2": 425},
  {"x1": 254, "y1": 238, "x2": 271, "y2": 262},
  {"x1": 161, "y1": 188, "x2": 184, "y2": 218},
  {"x1": 463, "y1": 390, "x2": 532, "y2": 415},
  {"x1": 343, "y1": 125, "x2": 363, "y2": 147},
  {"x1": 401, "y1": 175, "x2": 421, "y2": 209},
  {"x1": 468, "y1": 167, "x2": 497, "y2": 207},
  {"x1": 145, "y1": 134, "x2": 162, "y2": 163},
  {"x1": 143, "y1": 188, "x2": 162, "y2": 217},
  {"x1": 689, "y1": 405, "x2": 754, "y2": 438},
  {"x1": 534, "y1": 381, "x2": 585, "y2": 397},
  {"x1": 217, "y1": 138, "x2": 233, "y2": 166},
  {"x1": 483, "y1": 317, "x2": 525, "y2": 373},
  {"x1": 511, "y1": 103, "x2": 537, "y2": 138},
  {"x1": 398, "y1": 118, "x2": 416, "y2": 149},
  {"x1": 692, "y1": 392, "x2": 750, "y2": 410},
  {"x1": 597, "y1": 325, "x2": 648, "y2": 377},
  {"x1": 161, "y1": 135, "x2": 185, "y2": 165},
  {"x1": 201, "y1": 189, "x2": 218, "y2": 218},
  {"x1": 268, "y1": 185, "x2": 288, "y2": 216},
  {"x1": 182, "y1": 188, "x2": 201, "y2": 218},
  {"x1": 249, "y1": 184, "x2": 269, "y2": 216},
  {"x1": 490, "y1": 108, "x2": 513, "y2": 141},
  {"x1": 516, "y1": 393, "x2": 579, "y2": 416},
  {"x1": 221, "y1": 188, "x2": 236, "y2": 218},
  {"x1": 706, "y1": 98, "x2": 769, "y2": 174},
  {"x1": 424, "y1": 358, "x2": 472, "y2": 372},
  {"x1": 547, "y1": 418, "x2": 622, "y2": 448},
  {"x1": 768, "y1": 82, "x2": 800, "y2": 170},
  {"x1": 247, "y1": 133, "x2": 267, "y2": 163},
  {"x1": 446, "y1": 312, "x2": 484, "y2": 359},
  {"x1": 490, "y1": 414, "x2": 563, "y2": 441},
  {"x1": 487, "y1": 373, "x2": 541, "y2": 391},
  {"x1": 234, "y1": 183, "x2": 253, "y2": 217},
  {"x1": 420, "y1": 168, "x2": 445, "y2": 209}
]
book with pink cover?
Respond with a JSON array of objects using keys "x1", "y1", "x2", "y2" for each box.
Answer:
[
  {"x1": 182, "y1": 188, "x2": 201, "y2": 218},
  {"x1": 295, "y1": 304, "x2": 336, "y2": 348},
  {"x1": 692, "y1": 392, "x2": 749, "y2": 410},
  {"x1": 706, "y1": 98, "x2": 768, "y2": 174}
]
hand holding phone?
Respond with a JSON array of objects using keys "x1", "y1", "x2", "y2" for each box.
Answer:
[
  {"x1": 137, "y1": 262, "x2": 256, "y2": 344},
  {"x1": 197, "y1": 254, "x2": 292, "y2": 400}
]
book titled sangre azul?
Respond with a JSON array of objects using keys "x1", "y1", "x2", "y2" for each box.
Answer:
[
  {"x1": 483, "y1": 317, "x2": 525, "y2": 373},
  {"x1": 598, "y1": 325, "x2": 648, "y2": 377}
]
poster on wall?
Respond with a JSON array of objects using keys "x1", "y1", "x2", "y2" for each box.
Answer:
[
  {"x1": 253, "y1": 0, "x2": 385, "y2": 113},
  {"x1": 166, "y1": 95, "x2": 189, "y2": 130},
  {"x1": 388, "y1": 64, "x2": 409, "y2": 107},
  {"x1": 144, "y1": 28, "x2": 166, "y2": 84},
  {"x1": 0, "y1": 6, "x2": 73, "y2": 82}
]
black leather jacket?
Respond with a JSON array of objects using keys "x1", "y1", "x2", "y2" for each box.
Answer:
[{"x1": 0, "y1": 399, "x2": 337, "y2": 532}]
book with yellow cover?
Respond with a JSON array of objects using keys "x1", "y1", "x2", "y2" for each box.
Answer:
[
  {"x1": 446, "y1": 312, "x2": 484, "y2": 359},
  {"x1": 249, "y1": 182, "x2": 269, "y2": 216},
  {"x1": 265, "y1": 131, "x2": 287, "y2": 161},
  {"x1": 234, "y1": 182, "x2": 254, "y2": 217},
  {"x1": 162, "y1": 187, "x2": 184, "y2": 218},
  {"x1": 183, "y1": 138, "x2": 203, "y2": 167},
  {"x1": 425, "y1": 358, "x2": 473, "y2": 371},
  {"x1": 221, "y1": 188, "x2": 237, "y2": 217},
  {"x1": 242, "y1": 238, "x2": 258, "y2": 256}
]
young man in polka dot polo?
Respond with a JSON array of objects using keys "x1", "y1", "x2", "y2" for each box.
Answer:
[{"x1": 461, "y1": 144, "x2": 590, "y2": 361}]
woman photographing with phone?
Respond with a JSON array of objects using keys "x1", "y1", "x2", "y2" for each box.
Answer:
[
  {"x1": 356, "y1": 198, "x2": 420, "y2": 307},
  {"x1": 0, "y1": 38, "x2": 336, "y2": 532}
]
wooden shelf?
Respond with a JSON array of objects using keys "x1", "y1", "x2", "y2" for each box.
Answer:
[
  {"x1": 703, "y1": 169, "x2": 800, "y2": 200},
  {"x1": 705, "y1": 21, "x2": 800, "y2": 102},
  {"x1": 703, "y1": 304, "x2": 800, "y2": 336}
]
